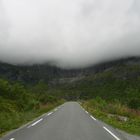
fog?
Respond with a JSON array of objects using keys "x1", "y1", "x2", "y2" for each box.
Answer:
[{"x1": 0, "y1": 0, "x2": 140, "y2": 68}]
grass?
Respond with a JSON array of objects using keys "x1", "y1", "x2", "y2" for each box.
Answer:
[
  {"x1": 0, "y1": 101, "x2": 64, "y2": 137},
  {"x1": 82, "y1": 99, "x2": 140, "y2": 135},
  {"x1": 1, "y1": 63, "x2": 140, "y2": 137},
  {"x1": 0, "y1": 78, "x2": 65, "y2": 137}
]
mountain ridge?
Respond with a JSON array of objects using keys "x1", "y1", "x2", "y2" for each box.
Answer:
[{"x1": 0, "y1": 57, "x2": 140, "y2": 84}]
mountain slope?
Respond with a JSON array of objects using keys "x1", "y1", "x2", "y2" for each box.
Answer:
[
  {"x1": 0, "y1": 57, "x2": 140, "y2": 135},
  {"x1": 0, "y1": 57, "x2": 140, "y2": 84}
]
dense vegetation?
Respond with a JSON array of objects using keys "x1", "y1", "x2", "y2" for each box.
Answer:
[
  {"x1": 0, "y1": 59, "x2": 140, "y2": 136},
  {"x1": 0, "y1": 57, "x2": 139, "y2": 85},
  {"x1": 50, "y1": 64, "x2": 140, "y2": 104},
  {"x1": 48, "y1": 64, "x2": 140, "y2": 135},
  {"x1": 0, "y1": 79, "x2": 64, "y2": 136},
  {"x1": 82, "y1": 98, "x2": 140, "y2": 135}
]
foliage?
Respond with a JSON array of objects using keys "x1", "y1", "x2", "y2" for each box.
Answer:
[
  {"x1": 128, "y1": 98, "x2": 140, "y2": 109},
  {"x1": 0, "y1": 79, "x2": 64, "y2": 136},
  {"x1": 82, "y1": 98, "x2": 140, "y2": 135},
  {"x1": 1, "y1": 63, "x2": 140, "y2": 136}
]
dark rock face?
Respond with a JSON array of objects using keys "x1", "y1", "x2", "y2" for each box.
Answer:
[{"x1": 0, "y1": 57, "x2": 140, "y2": 84}]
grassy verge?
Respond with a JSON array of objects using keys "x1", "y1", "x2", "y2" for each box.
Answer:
[
  {"x1": 0, "y1": 78, "x2": 65, "y2": 137},
  {"x1": 82, "y1": 98, "x2": 140, "y2": 135},
  {"x1": 0, "y1": 100, "x2": 64, "y2": 137}
]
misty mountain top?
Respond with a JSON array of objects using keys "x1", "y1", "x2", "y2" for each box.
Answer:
[
  {"x1": 0, "y1": 0, "x2": 140, "y2": 68},
  {"x1": 0, "y1": 57, "x2": 140, "y2": 84}
]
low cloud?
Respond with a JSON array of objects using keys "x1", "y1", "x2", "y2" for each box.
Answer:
[{"x1": 0, "y1": 0, "x2": 140, "y2": 68}]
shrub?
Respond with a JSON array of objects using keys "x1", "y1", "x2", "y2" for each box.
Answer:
[{"x1": 128, "y1": 98, "x2": 140, "y2": 109}]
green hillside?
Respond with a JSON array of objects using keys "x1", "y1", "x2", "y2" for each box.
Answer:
[
  {"x1": 0, "y1": 60, "x2": 140, "y2": 136},
  {"x1": 0, "y1": 79, "x2": 64, "y2": 136},
  {"x1": 48, "y1": 64, "x2": 140, "y2": 134},
  {"x1": 49, "y1": 64, "x2": 140, "y2": 101}
]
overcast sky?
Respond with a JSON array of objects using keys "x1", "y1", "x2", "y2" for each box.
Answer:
[{"x1": 0, "y1": 0, "x2": 140, "y2": 68}]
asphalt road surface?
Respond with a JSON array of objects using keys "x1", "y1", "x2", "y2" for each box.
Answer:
[{"x1": 2, "y1": 102, "x2": 123, "y2": 140}]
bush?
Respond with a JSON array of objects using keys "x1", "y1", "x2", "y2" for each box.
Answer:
[
  {"x1": 106, "y1": 103, "x2": 130, "y2": 117},
  {"x1": 90, "y1": 97, "x2": 107, "y2": 110},
  {"x1": 128, "y1": 98, "x2": 140, "y2": 109}
]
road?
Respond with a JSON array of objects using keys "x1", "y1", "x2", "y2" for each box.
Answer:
[{"x1": 2, "y1": 102, "x2": 123, "y2": 140}]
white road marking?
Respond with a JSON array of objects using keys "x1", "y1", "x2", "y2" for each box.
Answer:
[
  {"x1": 82, "y1": 107, "x2": 85, "y2": 110},
  {"x1": 90, "y1": 115, "x2": 96, "y2": 121},
  {"x1": 47, "y1": 112, "x2": 53, "y2": 116},
  {"x1": 28, "y1": 118, "x2": 43, "y2": 128},
  {"x1": 103, "y1": 126, "x2": 120, "y2": 140},
  {"x1": 10, "y1": 138, "x2": 15, "y2": 140},
  {"x1": 85, "y1": 111, "x2": 88, "y2": 114}
]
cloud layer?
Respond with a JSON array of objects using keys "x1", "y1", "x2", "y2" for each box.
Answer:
[{"x1": 0, "y1": 0, "x2": 140, "y2": 68}]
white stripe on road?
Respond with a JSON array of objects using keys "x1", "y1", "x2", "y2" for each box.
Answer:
[
  {"x1": 103, "y1": 126, "x2": 120, "y2": 140},
  {"x1": 28, "y1": 110, "x2": 55, "y2": 128},
  {"x1": 9, "y1": 138, "x2": 15, "y2": 140},
  {"x1": 85, "y1": 111, "x2": 88, "y2": 114},
  {"x1": 28, "y1": 118, "x2": 43, "y2": 128},
  {"x1": 47, "y1": 112, "x2": 53, "y2": 116},
  {"x1": 90, "y1": 115, "x2": 96, "y2": 121},
  {"x1": 31, "y1": 118, "x2": 43, "y2": 126}
]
